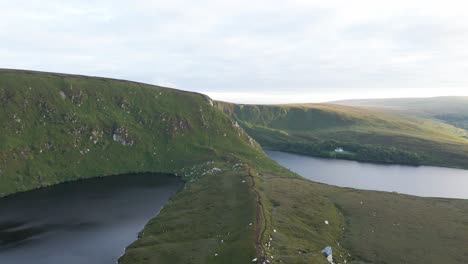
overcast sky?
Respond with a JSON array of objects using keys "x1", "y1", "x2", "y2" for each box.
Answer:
[{"x1": 1, "y1": 0, "x2": 468, "y2": 103}]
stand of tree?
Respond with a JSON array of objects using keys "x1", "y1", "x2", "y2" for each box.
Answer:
[{"x1": 265, "y1": 139, "x2": 424, "y2": 166}]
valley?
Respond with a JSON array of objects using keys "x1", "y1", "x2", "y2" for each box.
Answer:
[{"x1": 216, "y1": 102, "x2": 468, "y2": 169}]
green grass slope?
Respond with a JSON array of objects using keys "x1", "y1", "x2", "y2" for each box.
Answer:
[
  {"x1": 120, "y1": 162, "x2": 258, "y2": 264},
  {"x1": 335, "y1": 96, "x2": 468, "y2": 130},
  {"x1": 264, "y1": 170, "x2": 468, "y2": 264},
  {"x1": 312, "y1": 181, "x2": 468, "y2": 264},
  {"x1": 120, "y1": 160, "x2": 352, "y2": 264},
  {"x1": 0, "y1": 69, "x2": 261, "y2": 196},
  {"x1": 216, "y1": 101, "x2": 468, "y2": 168},
  {"x1": 0, "y1": 69, "x2": 268, "y2": 263}
]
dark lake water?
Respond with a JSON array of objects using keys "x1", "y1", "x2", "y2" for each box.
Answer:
[
  {"x1": 266, "y1": 151, "x2": 468, "y2": 199},
  {"x1": 0, "y1": 173, "x2": 182, "y2": 264}
]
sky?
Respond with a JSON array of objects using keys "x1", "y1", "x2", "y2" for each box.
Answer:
[{"x1": 1, "y1": 0, "x2": 468, "y2": 103}]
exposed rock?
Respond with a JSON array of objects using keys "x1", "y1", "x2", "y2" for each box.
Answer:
[
  {"x1": 165, "y1": 116, "x2": 191, "y2": 137},
  {"x1": 89, "y1": 128, "x2": 104, "y2": 144},
  {"x1": 13, "y1": 114, "x2": 21, "y2": 123},
  {"x1": 199, "y1": 107, "x2": 209, "y2": 128},
  {"x1": 64, "y1": 85, "x2": 84, "y2": 106},
  {"x1": 64, "y1": 113, "x2": 80, "y2": 124},
  {"x1": 112, "y1": 127, "x2": 134, "y2": 146},
  {"x1": 59, "y1": 91, "x2": 66, "y2": 100}
]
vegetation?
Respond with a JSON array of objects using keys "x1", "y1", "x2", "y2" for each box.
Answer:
[
  {"x1": 335, "y1": 96, "x2": 468, "y2": 130},
  {"x1": 0, "y1": 69, "x2": 261, "y2": 196},
  {"x1": 120, "y1": 162, "x2": 258, "y2": 264},
  {"x1": 1, "y1": 69, "x2": 468, "y2": 264},
  {"x1": 216, "y1": 101, "x2": 468, "y2": 169},
  {"x1": 120, "y1": 158, "x2": 353, "y2": 264},
  {"x1": 262, "y1": 170, "x2": 468, "y2": 264},
  {"x1": 312, "y1": 180, "x2": 468, "y2": 264},
  {"x1": 269, "y1": 140, "x2": 423, "y2": 165}
]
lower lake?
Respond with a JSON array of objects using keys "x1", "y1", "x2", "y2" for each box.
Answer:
[
  {"x1": 0, "y1": 173, "x2": 182, "y2": 264},
  {"x1": 266, "y1": 150, "x2": 468, "y2": 199}
]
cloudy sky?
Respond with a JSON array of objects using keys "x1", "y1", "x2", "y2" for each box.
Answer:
[{"x1": 1, "y1": 0, "x2": 468, "y2": 103}]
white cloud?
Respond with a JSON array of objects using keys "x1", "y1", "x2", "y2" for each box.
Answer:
[{"x1": 1, "y1": 0, "x2": 468, "y2": 103}]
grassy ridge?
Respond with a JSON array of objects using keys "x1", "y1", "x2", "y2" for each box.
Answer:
[
  {"x1": 120, "y1": 159, "x2": 351, "y2": 264},
  {"x1": 216, "y1": 101, "x2": 468, "y2": 168},
  {"x1": 335, "y1": 96, "x2": 468, "y2": 130},
  {"x1": 0, "y1": 69, "x2": 272, "y2": 263},
  {"x1": 120, "y1": 162, "x2": 258, "y2": 264},
  {"x1": 0, "y1": 69, "x2": 261, "y2": 196}
]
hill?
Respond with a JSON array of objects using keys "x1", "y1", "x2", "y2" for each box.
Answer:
[
  {"x1": 0, "y1": 69, "x2": 270, "y2": 263},
  {"x1": 1, "y1": 69, "x2": 468, "y2": 264},
  {"x1": 334, "y1": 96, "x2": 468, "y2": 130},
  {"x1": 216, "y1": 102, "x2": 468, "y2": 169},
  {"x1": 0, "y1": 69, "x2": 262, "y2": 196}
]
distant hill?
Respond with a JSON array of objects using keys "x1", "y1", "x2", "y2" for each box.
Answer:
[
  {"x1": 217, "y1": 101, "x2": 468, "y2": 169},
  {"x1": 334, "y1": 96, "x2": 468, "y2": 130}
]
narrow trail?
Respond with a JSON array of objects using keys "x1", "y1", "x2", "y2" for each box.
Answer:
[{"x1": 248, "y1": 167, "x2": 268, "y2": 263}]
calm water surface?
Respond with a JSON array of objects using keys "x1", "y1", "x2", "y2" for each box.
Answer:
[
  {"x1": 266, "y1": 150, "x2": 468, "y2": 199},
  {"x1": 0, "y1": 173, "x2": 182, "y2": 264}
]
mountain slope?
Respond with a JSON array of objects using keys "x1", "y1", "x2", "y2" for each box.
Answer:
[
  {"x1": 216, "y1": 101, "x2": 468, "y2": 168},
  {"x1": 0, "y1": 69, "x2": 261, "y2": 196},
  {"x1": 0, "y1": 69, "x2": 271, "y2": 263},
  {"x1": 334, "y1": 96, "x2": 468, "y2": 130}
]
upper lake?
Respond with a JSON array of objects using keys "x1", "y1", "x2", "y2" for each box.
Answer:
[
  {"x1": 266, "y1": 150, "x2": 468, "y2": 199},
  {"x1": 0, "y1": 173, "x2": 182, "y2": 264}
]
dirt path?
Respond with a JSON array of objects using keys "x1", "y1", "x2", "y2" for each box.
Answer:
[{"x1": 248, "y1": 167, "x2": 267, "y2": 263}]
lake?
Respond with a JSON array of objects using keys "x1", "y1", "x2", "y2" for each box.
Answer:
[
  {"x1": 0, "y1": 173, "x2": 182, "y2": 264},
  {"x1": 266, "y1": 150, "x2": 468, "y2": 199}
]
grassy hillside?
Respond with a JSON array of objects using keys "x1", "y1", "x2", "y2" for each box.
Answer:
[
  {"x1": 216, "y1": 102, "x2": 468, "y2": 168},
  {"x1": 335, "y1": 96, "x2": 468, "y2": 130},
  {"x1": 313, "y1": 181, "x2": 468, "y2": 264},
  {"x1": 0, "y1": 69, "x2": 261, "y2": 196},
  {"x1": 120, "y1": 162, "x2": 258, "y2": 264},
  {"x1": 265, "y1": 171, "x2": 468, "y2": 264},
  {"x1": 2, "y1": 69, "x2": 468, "y2": 264},
  {"x1": 0, "y1": 69, "x2": 268, "y2": 263}
]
